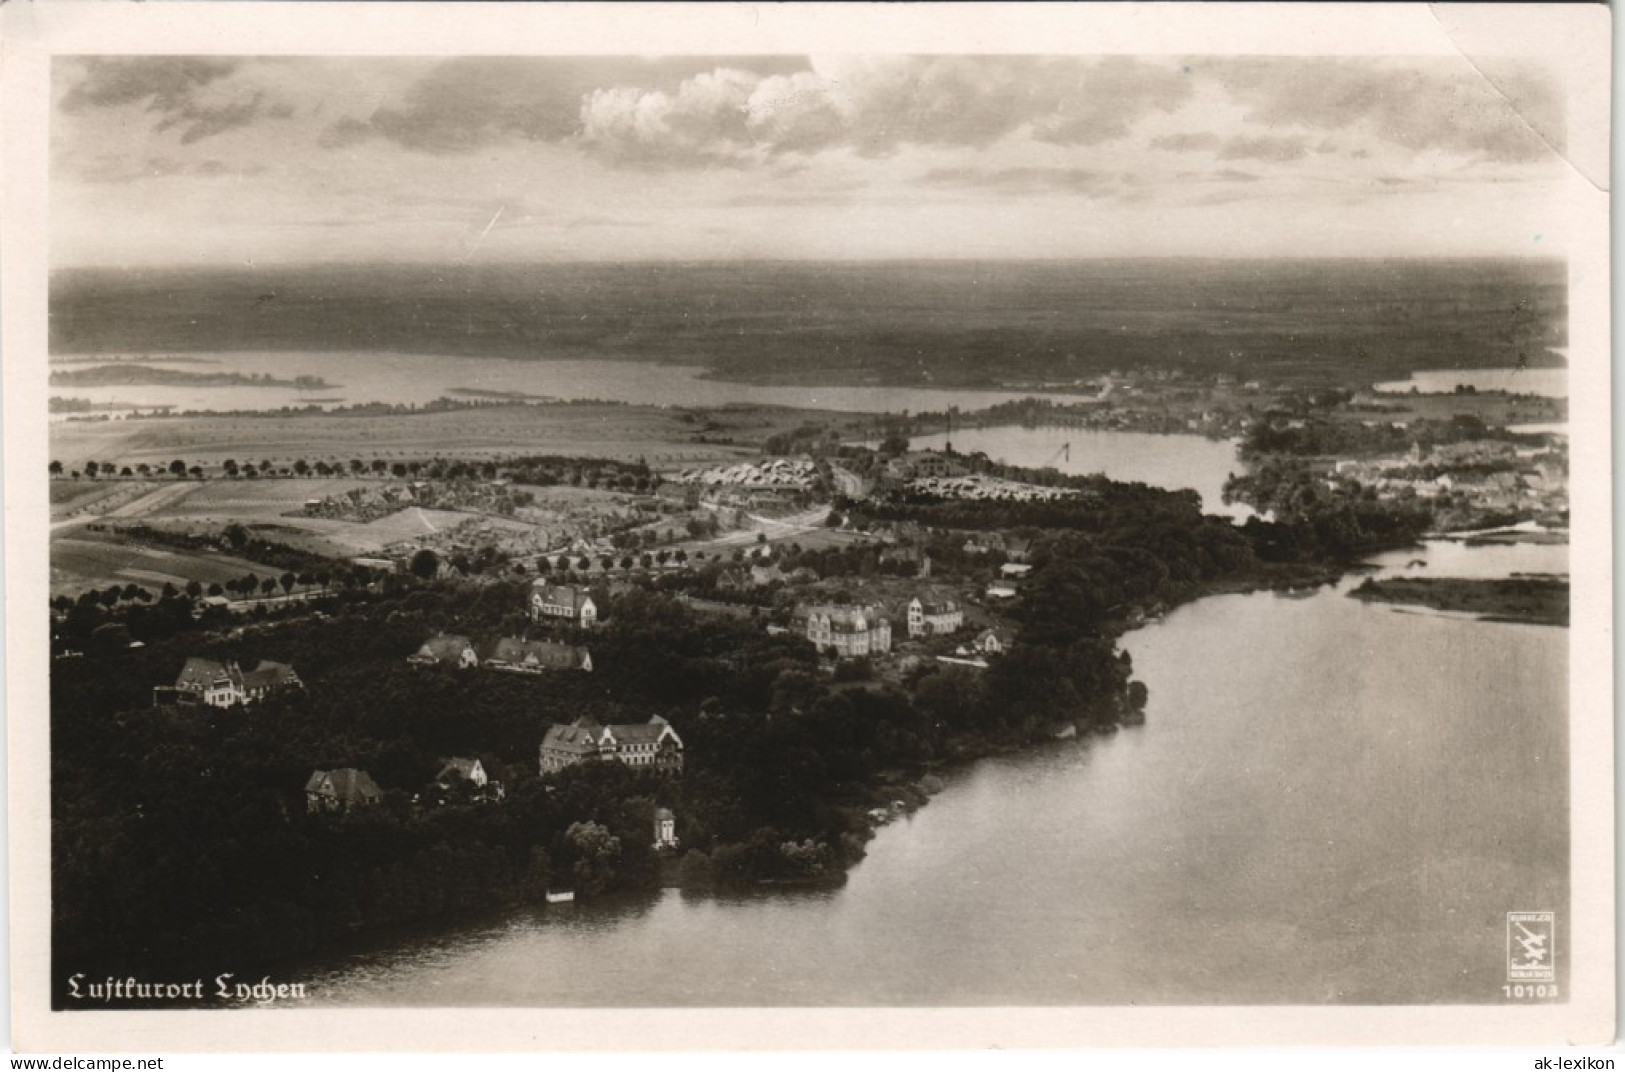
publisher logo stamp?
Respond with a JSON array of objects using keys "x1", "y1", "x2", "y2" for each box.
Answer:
[{"x1": 1507, "y1": 911, "x2": 1555, "y2": 982}]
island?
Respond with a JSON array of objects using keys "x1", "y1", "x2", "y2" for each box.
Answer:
[
  {"x1": 1349, "y1": 575, "x2": 1569, "y2": 627},
  {"x1": 50, "y1": 365, "x2": 334, "y2": 390}
]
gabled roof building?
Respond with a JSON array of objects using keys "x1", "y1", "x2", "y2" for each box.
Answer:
[
  {"x1": 305, "y1": 768, "x2": 383, "y2": 813},
  {"x1": 171, "y1": 657, "x2": 301, "y2": 708},
  {"x1": 530, "y1": 582, "x2": 598, "y2": 628},
  {"x1": 408, "y1": 634, "x2": 480, "y2": 669},
  {"x1": 484, "y1": 637, "x2": 593, "y2": 674},
  {"x1": 539, "y1": 715, "x2": 684, "y2": 775}
]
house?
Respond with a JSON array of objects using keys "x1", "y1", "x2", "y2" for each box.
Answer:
[
  {"x1": 971, "y1": 627, "x2": 1013, "y2": 655},
  {"x1": 435, "y1": 757, "x2": 488, "y2": 789},
  {"x1": 907, "y1": 589, "x2": 963, "y2": 637},
  {"x1": 484, "y1": 637, "x2": 593, "y2": 674},
  {"x1": 305, "y1": 768, "x2": 383, "y2": 813},
  {"x1": 653, "y1": 807, "x2": 679, "y2": 850},
  {"x1": 408, "y1": 633, "x2": 479, "y2": 669},
  {"x1": 170, "y1": 657, "x2": 301, "y2": 708},
  {"x1": 804, "y1": 603, "x2": 892, "y2": 658},
  {"x1": 908, "y1": 451, "x2": 966, "y2": 479},
  {"x1": 1000, "y1": 562, "x2": 1035, "y2": 579},
  {"x1": 1003, "y1": 536, "x2": 1035, "y2": 562},
  {"x1": 962, "y1": 534, "x2": 1004, "y2": 556},
  {"x1": 986, "y1": 582, "x2": 1019, "y2": 600},
  {"x1": 749, "y1": 563, "x2": 785, "y2": 587},
  {"x1": 539, "y1": 715, "x2": 684, "y2": 775},
  {"x1": 880, "y1": 546, "x2": 932, "y2": 577},
  {"x1": 530, "y1": 582, "x2": 598, "y2": 628}
]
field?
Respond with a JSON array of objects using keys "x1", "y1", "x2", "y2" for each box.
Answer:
[
  {"x1": 52, "y1": 534, "x2": 290, "y2": 597},
  {"x1": 52, "y1": 259, "x2": 1566, "y2": 388},
  {"x1": 48, "y1": 401, "x2": 860, "y2": 473}
]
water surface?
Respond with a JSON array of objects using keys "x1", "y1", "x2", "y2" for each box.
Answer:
[
  {"x1": 49, "y1": 351, "x2": 1099, "y2": 418},
  {"x1": 296, "y1": 541, "x2": 1565, "y2": 1007},
  {"x1": 910, "y1": 425, "x2": 1250, "y2": 520}
]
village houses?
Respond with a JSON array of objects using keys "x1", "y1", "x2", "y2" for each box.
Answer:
[
  {"x1": 484, "y1": 637, "x2": 593, "y2": 674},
  {"x1": 530, "y1": 581, "x2": 598, "y2": 628},
  {"x1": 967, "y1": 626, "x2": 1013, "y2": 656},
  {"x1": 163, "y1": 657, "x2": 302, "y2": 708},
  {"x1": 435, "y1": 757, "x2": 487, "y2": 789},
  {"x1": 804, "y1": 603, "x2": 893, "y2": 658},
  {"x1": 408, "y1": 633, "x2": 480, "y2": 669},
  {"x1": 907, "y1": 588, "x2": 964, "y2": 637},
  {"x1": 539, "y1": 715, "x2": 685, "y2": 775},
  {"x1": 305, "y1": 768, "x2": 383, "y2": 814}
]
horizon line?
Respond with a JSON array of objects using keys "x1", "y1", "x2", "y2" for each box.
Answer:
[{"x1": 52, "y1": 253, "x2": 1569, "y2": 274}]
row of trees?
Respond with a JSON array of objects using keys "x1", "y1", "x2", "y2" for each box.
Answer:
[{"x1": 51, "y1": 453, "x2": 656, "y2": 488}]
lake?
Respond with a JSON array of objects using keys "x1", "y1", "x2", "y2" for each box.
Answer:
[
  {"x1": 910, "y1": 425, "x2": 1251, "y2": 521},
  {"x1": 293, "y1": 540, "x2": 1565, "y2": 1007},
  {"x1": 1373, "y1": 368, "x2": 1568, "y2": 398},
  {"x1": 48, "y1": 351, "x2": 1100, "y2": 418}
]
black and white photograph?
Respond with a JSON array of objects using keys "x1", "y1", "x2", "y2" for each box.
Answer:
[{"x1": 3, "y1": 0, "x2": 1613, "y2": 1056}]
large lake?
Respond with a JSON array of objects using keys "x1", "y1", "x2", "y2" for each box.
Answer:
[
  {"x1": 294, "y1": 539, "x2": 1565, "y2": 1007},
  {"x1": 48, "y1": 351, "x2": 1099, "y2": 417}
]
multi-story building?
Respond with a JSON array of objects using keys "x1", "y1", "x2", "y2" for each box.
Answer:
[
  {"x1": 530, "y1": 582, "x2": 598, "y2": 628},
  {"x1": 166, "y1": 657, "x2": 302, "y2": 708},
  {"x1": 804, "y1": 603, "x2": 892, "y2": 658},
  {"x1": 539, "y1": 715, "x2": 684, "y2": 775},
  {"x1": 907, "y1": 589, "x2": 963, "y2": 637}
]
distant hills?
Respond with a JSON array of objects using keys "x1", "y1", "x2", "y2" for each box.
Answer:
[{"x1": 50, "y1": 259, "x2": 1566, "y2": 388}]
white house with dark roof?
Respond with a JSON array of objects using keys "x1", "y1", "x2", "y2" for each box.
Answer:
[
  {"x1": 435, "y1": 757, "x2": 488, "y2": 788},
  {"x1": 530, "y1": 582, "x2": 598, "y2": 628},
  {"x1": 170, "y1": 657, "x2": 301, "y2": 708},
  {"x1": 408, "y1": 633, "x2": 479, "y2": 669},
  {"x1": 539, "y1": 715, "x2": 683, "y2": 775},
  {"x1": 968, "y1": 627, "x2": 1013, "y2": 655},
  {"x1": 804, "y1": 603, "x2": 892, "y2": 658},
  {"x1": 907, "y1": 589, "x2": 963, "y2": 637}
]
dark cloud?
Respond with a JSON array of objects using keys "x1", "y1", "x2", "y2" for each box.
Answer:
[
  {"x1": 59, "y1": 57, "x2": 240, "y2": 113},
  {"x1": 1198, "y1": 56, "x2": 1560, "y2": 163},
  {"x1": 1218, "y1": 134, "x2": 1311, "y2": 163},
  {"x1": 1151, "y1": 132, "x2": 1221, "y2": 152},
  {"x1": 59, "y1": 57, "x2": 291, "y2": 144}
]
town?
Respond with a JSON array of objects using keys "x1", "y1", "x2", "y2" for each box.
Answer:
[{"x1": 48, "y1": 378, "x2": 1569, "y2": 996}]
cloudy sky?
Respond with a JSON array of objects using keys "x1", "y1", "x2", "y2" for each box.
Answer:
[{"x1": 51, "y1": 54, "x2": 1567, "y2": 267}]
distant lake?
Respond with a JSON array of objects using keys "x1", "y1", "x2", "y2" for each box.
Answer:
[
  {"x1": 1374, "y1": 368, "x2": 1567, "y2": 398},
  {"x1": 48, "y1": 351, "x2": 1099, "y2": 419},
  {"x1": 910, "y1": 425, "x2": 1251, "y2": 521}
]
